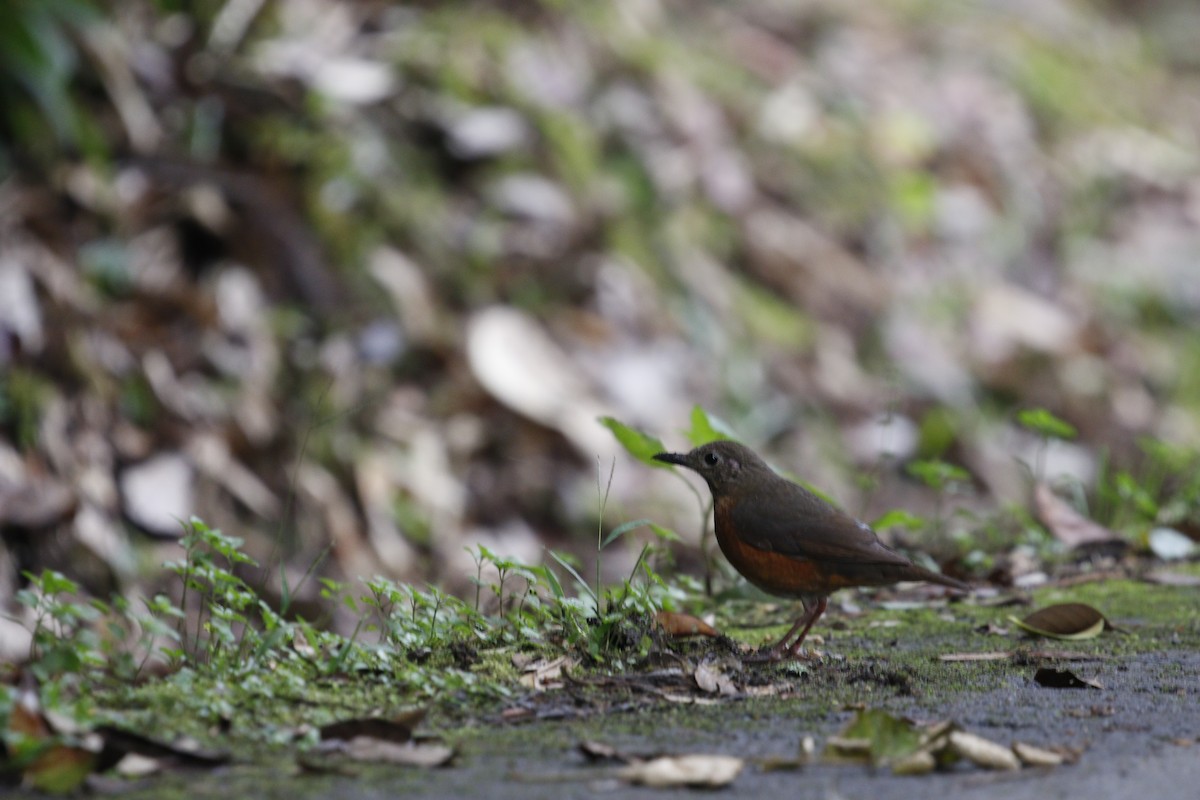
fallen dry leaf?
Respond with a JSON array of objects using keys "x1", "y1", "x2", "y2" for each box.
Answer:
[
  {"x1": 578, "y1": 740, "x2": 665, "y2": 764},
  {"x1": 948, "y1": 731, "x2": 1020, "y2": 771},
  {"x1": 654, "y1": 610, "x2": 719, "y2": 638},
  {"x1": 1012, "y1": 741, "x2": 1065, "y2": 767},
  {"x1": 330, "y1": 738, "x2": 455, "y2": 767},
  {"x1": 318, "y1": 710, "x2": 427, "y2": 744},
  {"x1": 1034, "y1": 483, "x2": 1121, "y2": 548},
  {"x1": 316, "y1": 711, "x2": 452, "y2": 768},
  {"x1": 939, "y1": 651, "x2": 1012, "y2": 662},
  {"x1": 1147, "y1": 527, "x2": 1197, "y2": 560},
  {"x1": 113, "y1": 753, "x2": 161, "y2": 778},
  {"x1": 1010, "y1": 603, "x2": 1112, "y2": 640},
  {"x1": 890, "y1": 749, "x2": 936, "y2": 775},
  {"x1": 617, "y1": 754, "x2": 743, "y2": 788},
  {"x1": 95, "y1": 726, "x2": 230, "y2": 767},
  {"x1": 693, "y1": 662, "x2": 737, "y2": 696},
  {"x1": 7, "y1": 685, "x2": 98, "y2": 793},
  {"x1": 823, "y1": 709, "x2": 1066, "y2": 776},
  {"x1": 1034, "y1": 667, "x2": 1103, "y2": 690},
  {"x1": 518, "y1": 655, "x2": 575, "y2": 689}
]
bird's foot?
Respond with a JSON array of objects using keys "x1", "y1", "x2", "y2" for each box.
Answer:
[
  {"x1": 741, "y1": 648, "x2": 787, "y2": 664},
  {"x1": 785, "y1": 647, "x2": 824, "y2": 663},
  {"x1": 742, "y1": 645, "x2": 824, "y2": 664}
]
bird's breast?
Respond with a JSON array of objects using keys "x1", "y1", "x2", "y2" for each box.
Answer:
[{"x1": 714, "y1": 499, "x2": 851, "y2": 598}]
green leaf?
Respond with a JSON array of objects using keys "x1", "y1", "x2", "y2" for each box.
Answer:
[
  {"x1": 684, "y1": 406, "x2": 736, "y2": 447},
  {"x1": 548, "y1": 550, "x2": 597, "y2": 604},
  {"x1": 533, "y1": 563, "x2": 565, "y2": 600},
  {"x1": 824, "y1": 709, "x2": 923, "y2": 766},
  {"x1": 648, "y1": 523, "x2": 681, "y2": 542},
  {"x1": 1017, "y1": 408, "x2": 1077, "y2": 440},
  {"x1": 598, "y1": 417, "x2": 666, "y2": 466},
  {"x1": 871, "y1": 509, "x2": 926, "y2": 531},
  {"x1": 601, "y1": 518, "x2": 652, "y2": 549},
  {"x1": 906, "y1": 459, "x2": 970, "y2": 491}
]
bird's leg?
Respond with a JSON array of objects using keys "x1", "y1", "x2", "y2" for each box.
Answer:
[
  {"x1": 783, "y1": 596, "x2": 827, "y2": 659},
  {"x1": 746, "y1": 596, "x2": 827, "y2": 662}
]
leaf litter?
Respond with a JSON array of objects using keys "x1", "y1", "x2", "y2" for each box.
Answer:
[{"x1": 823, "y1": 709, "x2": 1076, "y2": 776}]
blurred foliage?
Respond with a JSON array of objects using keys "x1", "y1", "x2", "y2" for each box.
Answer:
[{"x1": 0, "y1": 0, "x2": 103, "y2": 165}]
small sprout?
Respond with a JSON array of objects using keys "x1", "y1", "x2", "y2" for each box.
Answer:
[{"x1": 1017, "y1": 408, "x2": 1077, "y2": 440}]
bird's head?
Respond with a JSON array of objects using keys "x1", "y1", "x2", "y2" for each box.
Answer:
[{"x1": 652, "y1": 440, "x2": 770, "y2": 496}]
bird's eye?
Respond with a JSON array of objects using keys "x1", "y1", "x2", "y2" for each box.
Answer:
[{"x1": 703, "y1": 452, "x2": 720, "y2": 467}]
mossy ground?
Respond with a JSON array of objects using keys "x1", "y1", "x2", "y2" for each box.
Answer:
[{"x1": 81, "y1": 565, "x2": 1200, "y2": 781}]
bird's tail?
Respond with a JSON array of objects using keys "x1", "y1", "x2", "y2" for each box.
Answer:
[{"x1": 905, "y1": 564, "x2": 971, "y2": 593}]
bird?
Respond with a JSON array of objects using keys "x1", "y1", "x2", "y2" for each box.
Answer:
[{"x1": 653, "y1": 440, "x2": 969, "y2": 660}]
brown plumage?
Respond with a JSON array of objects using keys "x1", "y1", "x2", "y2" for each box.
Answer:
[{"x1": 654, "y1": 441, "x2": 969, "y2": 660}]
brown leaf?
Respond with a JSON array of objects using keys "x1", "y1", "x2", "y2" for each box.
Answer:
[
  {"x1": 315, "y1": 711, "x2": 451, "y2": 768},
  {"x1": 7, "y1": 686, "x2": 98, "y2": 793},
  {"x1": 654, "y1": 610, "x2": 719, "y2": 638},
  {"x1": 24, "y1": 743, "x2": 97, "y2": 793},
  {"x1": 95, "y1": 726, "x2": 230, "y2": 769},
  {"x1": 1033, "y1": 667, "x2": 1103, "y2": 690},
  {"x1": 578, "y1": 740, "x2": 665, "y2": 764},
  {"x1": 318, "y1": 710, "x2": 426, "y2": 744},
  {"x1": 1034, "y1": 484, "x2": 1120, "y2": 548},
  {"x1": 1010, "y1": 603, "x2": 1111, "y2": 640}
]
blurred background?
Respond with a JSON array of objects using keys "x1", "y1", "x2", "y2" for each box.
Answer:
[{"x1": 3, "y1": 0, "x2": 1200, "y2": 644}]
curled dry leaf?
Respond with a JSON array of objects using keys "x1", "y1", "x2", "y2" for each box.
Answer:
[
  {"x1": 693, "y1": 662, "x2": 737, "y2": 696},
  {"x1": 1034, "y1": 483, "x2": 1121, "y2": 548},
  {"x1": 518, "y1": 655, "x2": 575, "y2": 689},
  {"x1": 578, "y1": 740, "x2": 665, "y2": 764},
  {"x1": 318, "y1": 709, "x2": 427, "y2": 744},
  {"x1": 1012, "y1": 741, "x2": 1065, "y2": 767},
  {"x1": 333, "y1": 738, "x2": 455, "y2": 767},
  {"x1": 95, "y1": 726, "x2": 230, "y2": 767},
  {"x1": 316, "y1": 710, "x2": 452, "y2": 768},
  {"x1": 1147, "y1": 527, "x2": 1197, "y2": 561},
  {"x1": 1010, "y1": 603, "x2": 1112, "y2": 640},
  {"x1": 948, "y1": 731, "x2": 1021, "y2": 771},
  {"x1": 654, "y1": 610, "x2": 719, "y2": 638},
  {"x1": 617, "y1": 754, "x2": 743, "y2": 788},
  {"x1": 114, "y1": 753, "x2": 161, "y2": 778},
  {"x1": 890, "y1": 749, "x2": 936, "y2": 776},
  {"x1": 1034, "y1": 667, "x2": 1103, "y2": 690}
]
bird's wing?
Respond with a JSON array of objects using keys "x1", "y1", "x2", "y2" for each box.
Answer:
[{"x1": 730, "y1": 484, "x2": 914, "y2": 568}]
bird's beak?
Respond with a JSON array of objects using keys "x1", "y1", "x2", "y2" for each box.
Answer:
[{"x1": 653, "y1": 452, "x2": 688, "y2": 466}]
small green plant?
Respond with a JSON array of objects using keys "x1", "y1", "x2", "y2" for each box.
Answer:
[
  {"x1": 906, "y1": 458, "x2": 971, "y2": 538},
  {"x1": 1017, "y1": 408, "x2": 1077, "y2": 482},
  {"x1": 15, "y1": 570, "x2": 102, "y2": 680},
  {"x1": 601, "y1": 406, "x2": 729, "y2": 592}
]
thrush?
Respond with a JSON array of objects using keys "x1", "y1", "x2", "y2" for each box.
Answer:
[{"x1": 654, "y1": 440, "x2": 969, "y2": 660}]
